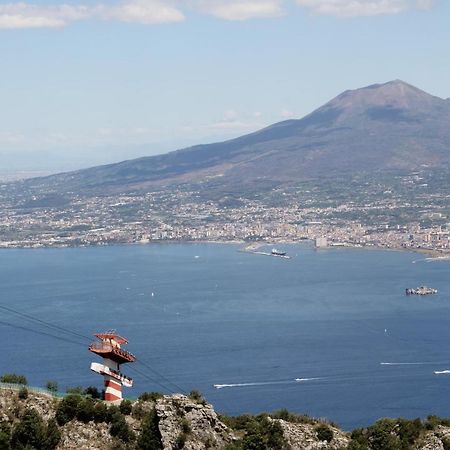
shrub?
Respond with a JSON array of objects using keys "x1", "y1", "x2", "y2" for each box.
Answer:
[
  {"x1": 270, "y1": 409, "x2": 315, "y2": 425},
  {"x1": 180, "y1": 418, "x2": 191, "y2": 434},
  {"x1": 93, "y1": 402, "x2": 109, "y2": 423},
  {"x1": 315, "y1": 424, "x2": 334, "y2": 442},
  {"x1": 18, "y1": 387, "x2": 29, "y2": 400},
  {"x1": 443, "y1": 437, "x2": 450, "y2": 450},
  {"x1": 46, "y1": 380, "x2": 58, "y2": 393},
  {"x1": 138, "y1": 392, "x2": 163, "y2": 402},
  {"x1": 1, "y1": 373, "x2": 27, "y2": 385},
  {"x1": 119, "y1": 399, "x2": 133, "y2": 415},
  {"x1": 174, "y1": 432, "x2": 187, "y2": 449},
  {"x1": 66, "y1": 386, "x2": 84, "y2": 395},
  {"x1": 10, "y1": 408, "x2": 46, "y2": 449},
  {"x1": 44, "y1": 418, "x2": 61, "y2": 450},
  {"x1": 106, "y1": 405, "x2": 121, "y2": 423},
  {"x1": 109, "y1": 412, "x2": 135, "y2": 443},
  {"x1": 188, "y1": 389, "x2": 205, "y2": 404},
  {"x1": 426, "y1": 415, "x2": 450, "y2": 430},
  {"x1": 367, "y1": 419, "x2": 401, "y2": 450},
  {"x1": 136, "y1": 408, "x2": 163, "y2": 450},
  {"x1": 84, "y1": 386, "x2": 101, "y2": 399},
  {"x1": 226, "y1": 414, "x2": 288, "y2": 450},
  {"x1": 76, "y1": 398, "x2": 96, "y2": 423},
  {"x1": 0, "y1": 421, "x2": 11, "y2": 450},
  {"x1": 55, "y1": 394, "x2": 82, "y2": 425}
]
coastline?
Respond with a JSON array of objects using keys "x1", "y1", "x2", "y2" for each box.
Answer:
[{"x1": 0, "y1": 237, "x2": 449, "y2": 260}]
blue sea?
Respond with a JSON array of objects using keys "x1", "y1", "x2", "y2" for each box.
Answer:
[{"x1": 2, "y1": 242, "x2": 450, "y2": 430}]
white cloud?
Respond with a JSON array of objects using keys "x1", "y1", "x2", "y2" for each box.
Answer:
[
  {"x1": 0, "y1": 1, "x2": 184, "y2": 29},
  {"x1": 295, "y1": 0, "x2": 434, "y2": 17},
  {"x1": 280, "y1": 109, "x2": 295, "y2": 118},
  {"x1": 101, "y1": 1, "x2": 184, "y2": 25},
  {"x1": 207, "y1": 109, "x2": 266, "y2": 132},
  {"x1": 186, "y1": 0, "x2": 284, "y2": 20},
  {"x1": 0, "y1": 0, "x2": 434, "y2": 28},
  {"x1": 0, "y1": 131, "x2": 25, "y2": 143},
  {"x1": 0, "y1": 3, "x2": 90, "y2": 29}
]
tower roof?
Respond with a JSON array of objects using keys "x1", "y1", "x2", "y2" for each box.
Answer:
[{"x1": 94, "y1": 330, "x2": 129, "y2": 344}]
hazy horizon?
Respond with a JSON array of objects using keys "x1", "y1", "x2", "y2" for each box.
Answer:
[{"x1": 1, "y1": 0, "x2": 450, "y2": 176}]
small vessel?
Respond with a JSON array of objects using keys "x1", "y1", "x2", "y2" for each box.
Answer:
[
  {"x1": 271, "y1": 248, "x2": 287, "y2": 256},
  {"x1": 405, "y1": 286, "x2": 438, "y2": 296}
]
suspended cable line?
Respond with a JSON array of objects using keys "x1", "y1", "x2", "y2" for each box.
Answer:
[
  {"x1": 135, "y1": 358, "x2": 187, "y2": 395},
  {"x1": 0, "y1": 303, "x2": 91, "y2": 342},
  {"x1": 127, "y1": 364, "x2": 177, "y2": 395},
  {"x1": 0, "y1": 306, "x2": 188, "y2": 395},
  {"x1": 0, "y1": 319, "x2": 86, "y2": 347}
]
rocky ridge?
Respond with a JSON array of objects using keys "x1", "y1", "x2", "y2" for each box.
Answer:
[{"x1": 2, "y1": 387, "x2": 450, "y2": 449}]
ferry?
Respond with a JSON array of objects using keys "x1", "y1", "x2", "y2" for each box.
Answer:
[{"x1": 271, "y1": 248, "x2": 287, "y2": 256}]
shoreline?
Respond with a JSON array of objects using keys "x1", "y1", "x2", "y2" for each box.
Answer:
[{"x1": 1, "y1": 237, "x2": 449, "y2": 260}]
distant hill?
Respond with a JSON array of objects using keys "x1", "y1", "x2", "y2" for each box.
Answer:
[{"x1": 21, "y1": 80, "x2": 450, "y2": 196}]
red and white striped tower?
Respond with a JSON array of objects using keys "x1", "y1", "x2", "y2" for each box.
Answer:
[{"x1": 89, "y1": 331, "x2": 136, "y2": 403}]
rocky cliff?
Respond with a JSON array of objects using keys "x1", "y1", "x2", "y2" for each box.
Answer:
[{"x1": 1, "y1": 386, "x2": 450, "y2": 449}]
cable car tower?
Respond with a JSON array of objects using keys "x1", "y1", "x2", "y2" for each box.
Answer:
[{"x1": 89, "y1": 331, "x2": 136, "y2": 403}]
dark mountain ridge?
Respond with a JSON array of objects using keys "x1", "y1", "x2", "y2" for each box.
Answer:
[{"x1": 22, "y1": 80, "x2": 450, "y2": 196}]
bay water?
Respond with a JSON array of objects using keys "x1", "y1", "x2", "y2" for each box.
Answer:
[{"x1": 1, "y1": 242, "x2": 450, "y2": 429}]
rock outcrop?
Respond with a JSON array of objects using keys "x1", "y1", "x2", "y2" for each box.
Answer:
[
  {"x1": 4, "y1": 386, "x2": 450, "y2": 449},
  {"x1": 277, "y1": 419, "x2": 349, "y2": 450},
  {"x1": 155, "y1": 394, "x2": 236, "y2": 450}
]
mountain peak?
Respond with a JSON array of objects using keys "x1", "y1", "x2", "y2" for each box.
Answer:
[{"x1": 325, "y1": 79, "x2": 443, "y2": 118}]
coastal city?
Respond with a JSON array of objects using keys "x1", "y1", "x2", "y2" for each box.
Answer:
[{"x1": 1, "y1": 170, "x2": 449, "y2": 255}]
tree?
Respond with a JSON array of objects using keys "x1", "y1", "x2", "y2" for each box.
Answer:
[
  {"x1": 119, "y1": 399, "x2": 133, "y2": 416},
  {"x1": 136, "y1": 408, "x2": 163, "y2": 450},
  {"x1": 0, "y1": 421, "x2": 11, "y2": 450},
  {"x1": 0, "y1": 374, "x2": 27, "y2": 385},
  {"x1": 43, "y1": 419, "x2": 61, "y2": 450},
  {"x1": 109, "y1": 412, "x2": 135, "y2": 443},
  {"x1": 84, "y1": 386, "x2": 101, "y2": 399},
  {"x1": 55, "y1": 394, "x2": 82, "y2": 425},
  {"x1": 76, "y1": 398, "x2": 96, "y2": 423},
  {"x1": 10, "y1": 408, "x2": 46, "y2": 449},
  {"x1": 93, "y1": 402, "x2": 108, "y2": 423}
]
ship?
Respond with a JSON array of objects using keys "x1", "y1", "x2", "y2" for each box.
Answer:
[
  {"x1": 405, "y1": 286, "x2": 438, "y2": 296},
  {"x1": 271, "y1": 248, "x2": 287, "y2": 256}
]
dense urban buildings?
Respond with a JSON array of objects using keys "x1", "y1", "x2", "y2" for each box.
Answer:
[{"x1": 1, "y1": 170, "x2": 449, "y2": 255}]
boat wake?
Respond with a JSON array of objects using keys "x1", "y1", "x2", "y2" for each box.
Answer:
[
  {"x1": 214, "y1": 377, "x2": 322, "y2": 389},
  {"x1": 434, "y1": 370, "x2": 450, "y2": 375},
  {"x1": 381, "y1": 362, "x2": 441, "y2": 366}
]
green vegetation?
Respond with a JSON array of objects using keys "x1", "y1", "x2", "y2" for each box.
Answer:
[
  {"x1": 9, "y1": 408, "x2": 60, "y2": 450},
  {"x1": 138, "y1": 392, "x2": 163, "y2": 402},
  {"x1": 17, "y1": 388, "x2": 28, "y2": 400},
  {"x1": 221, "y1": 413, "x2": 288, "y2": 450},
  {"x1": 119, "y1": 399, "x2": 133, "y2": 416},
  {"x1": 45, "y1": 381, "x2": 58, "y2": 393},
  {"x1": 7, "y1": 383, "x2": 450, "y2": 450},
  {"x1": 345, "y1": 416, "x2": 449, "y2": 450},
  {"x1": 136, "y1": 408, "x2": 163, "y2": 450},
  {"x1": 0, "y1": 421, "x2": 11, "y2": 450},
  {"x1": 315, "y1": 423, "x2": 334, "y2": 442},
  {"x1": 188, "y1": 389, "x2": 205, "y2": 404},
  {"x1": 0, "y1": 374, "x2": 27, "y2": 385},
  {"x1": 109, "y1": 411, "x2": 135, "y2": 443},
  {"x1": 84, "y1": 386, "x2": 102, "y2": 399}
]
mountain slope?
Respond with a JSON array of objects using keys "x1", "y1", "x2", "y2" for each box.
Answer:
[{"x1": 23, "y1": 80, "x2": 450, "y2": 195}]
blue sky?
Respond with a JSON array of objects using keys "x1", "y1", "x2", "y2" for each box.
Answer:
[{"x1": 0, "y1": 0, "x2": 449, "y2": 174}]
